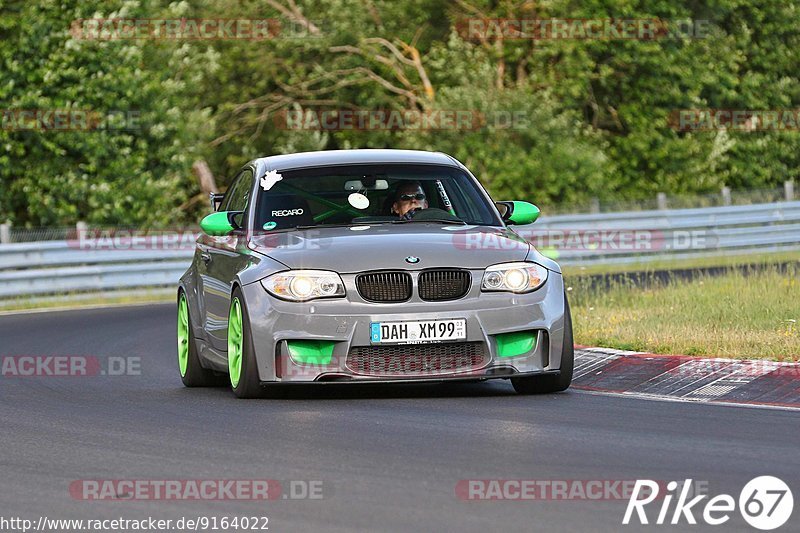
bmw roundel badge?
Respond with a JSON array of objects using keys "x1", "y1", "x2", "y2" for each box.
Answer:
[{"x1": 405, "y1": 256, "x2": 420, "y2": 264}]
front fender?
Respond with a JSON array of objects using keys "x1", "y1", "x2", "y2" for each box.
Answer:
[
  {"x1": 234, "y1": 250, "x2": 289, "y2": 287},
  {"x1": 526, "y1": 245, "x2": 562, "y2": 274}
]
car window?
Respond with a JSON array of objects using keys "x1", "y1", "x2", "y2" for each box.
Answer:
[
  {"x1": 221, "y1": 169, "x2": 253, "y2": 213},
  {"x1": 254, "y1": 164, "x2": 502, "y2": 231}
]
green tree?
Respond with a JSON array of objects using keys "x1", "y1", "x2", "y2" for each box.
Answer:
[{"x1": 0, "y1": 0, "x2": 216, "y2": 226}]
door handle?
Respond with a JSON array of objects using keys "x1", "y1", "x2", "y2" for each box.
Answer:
[{"x1": 200, "y1": 252, "x2": 212, "y2": 264}]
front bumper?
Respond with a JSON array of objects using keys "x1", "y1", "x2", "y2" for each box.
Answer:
[{"x1": 240, "y1": 270, "x2": 567, "y2": 383}]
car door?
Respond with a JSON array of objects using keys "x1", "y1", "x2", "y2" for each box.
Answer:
[{"x1": 199, "y1": 167, "x2": 256, "y2": 352}]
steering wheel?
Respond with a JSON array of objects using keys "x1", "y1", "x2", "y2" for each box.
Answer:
[{"x1": 405, "y1": 207, "x2": 461, "y2": 222}]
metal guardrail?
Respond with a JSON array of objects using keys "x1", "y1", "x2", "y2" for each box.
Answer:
[
  {"x1": 1, "y1": 200, "x2": 799, "y2": 299},
  {"x1": 0, "y1": 261, "x2": 191, "y2": 298},
  {"x1": 0, "y1": 240, "x2": 194, "y2": 270},
  {"x1": 521, "y1": 202, "x2": 800, "y2": 262}
]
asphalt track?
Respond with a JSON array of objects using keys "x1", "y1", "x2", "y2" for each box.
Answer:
[{"x1": 1, "y1": 304, "x2": 798, "y2": 532}]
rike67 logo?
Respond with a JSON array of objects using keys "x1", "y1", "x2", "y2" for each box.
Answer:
[{"x1": 624, "y1": 476, "x2": 793, "y2": 530}]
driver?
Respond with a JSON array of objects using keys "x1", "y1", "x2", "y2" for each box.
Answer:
[{"x1": 390, "y1": 180, "x2": 429, "y2": 220}]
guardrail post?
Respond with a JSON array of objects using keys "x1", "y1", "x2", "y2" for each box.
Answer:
[
  {"x1": 721, "y1": 186, "x2": 731, "y2": 206},
  {"x1": 786, "y1": 181, "x2": 795, "y2": 202},
  {"x1": 657, "y1": 192, "x2": 667, "y2": 210},
  {"x1": 0, "y1": 222, "x2": 10, "y2": 244},
  {"x1": 76, "y1": 221, "x2": 88, "y2": 240}
]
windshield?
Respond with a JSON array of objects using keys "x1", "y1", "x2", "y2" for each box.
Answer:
[{"x1": 254, "y1": 164, "x2": 502, "y2": 231}]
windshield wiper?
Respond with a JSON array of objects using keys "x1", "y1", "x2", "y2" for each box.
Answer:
[
  {"x1": 269, "y1": 219, "x2": 467, "y2": 232},
  {"x1": 392, "y1": 218, "x2": 467, "y2": 225},
  {"x1": 289, "y1": 221, "x2": 399, "y2": 231},
  {"x1": 291, "y1": 223, "x2": 356, "y2": 231}
]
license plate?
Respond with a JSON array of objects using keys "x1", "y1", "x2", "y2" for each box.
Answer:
[{"x1": 370, "y1": 319, "x2": 466, "y2": 344}]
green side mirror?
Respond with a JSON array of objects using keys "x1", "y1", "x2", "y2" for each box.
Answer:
[
  {"x1": 200, "y1": 211, "x2": 239, "y2": 236},
  {"x1": 497, "y1": 201, "x2": 540, "y2": 225}
]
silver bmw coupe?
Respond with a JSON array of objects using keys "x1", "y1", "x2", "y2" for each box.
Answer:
[{"x1": 178, "y1": 149, "x2": 573, "y2": 398}]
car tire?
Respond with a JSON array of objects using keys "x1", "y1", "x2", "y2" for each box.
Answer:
[
  {"x1": 511, "y1": 292, "x2": 574, "y2": 394},
  {"x1": 228, "y1": 287, "x2": 264, "y2": 399},
  {"x1": 177, "y1": 290, "x2": 221, "y2": 387}
]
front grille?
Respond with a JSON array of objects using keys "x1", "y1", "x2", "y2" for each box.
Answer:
[
  {"x1": 346, "y1": 342, "x2": 487, "y2": 376},
  {"x1": 418, "y1": 269, "x2": 471, "y2": 301},
  {"x1": 356, "y1": 271, "x2": 412, "y2": 302}
]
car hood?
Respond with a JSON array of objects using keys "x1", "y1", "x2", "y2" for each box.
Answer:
[{"x1": 249, "y1": 224, "x2": 531, "y2": 273}]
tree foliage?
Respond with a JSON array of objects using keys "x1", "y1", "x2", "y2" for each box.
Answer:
[{"x1": 1, "y1": 0, "x2": 798, "y2": 226}]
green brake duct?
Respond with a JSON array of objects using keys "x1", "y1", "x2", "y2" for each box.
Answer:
[
  {"x1": 494, "y1": 330, "x2": 537, "y2": 358},
  {"x1": 286, "y1": 340, "x2": 336, "y2": 365}
]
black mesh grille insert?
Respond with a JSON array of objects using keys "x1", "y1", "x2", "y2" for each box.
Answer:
[
  {"x1": 346, "y1": 342, "x2": 487, "y2": 376},
  {"x1": 356, "y1": 271, "x2": 412, "y2": 302},
  {"x1": 418, "y1": 269, "x2": 471, "y2": 301}
]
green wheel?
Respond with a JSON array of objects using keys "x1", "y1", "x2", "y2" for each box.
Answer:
[
  {"x1": 178, "y1": 293, "x2": 190, "y2": 377},
  {"x1": 177, "y1": 290, "x2": 219, "y2": 387},
  {"x1": 228, "y1": 287, "x2": 264, "y2": 398},
  {"x1": 227, "y1": 296, "x2": 244, "y2": 388}
]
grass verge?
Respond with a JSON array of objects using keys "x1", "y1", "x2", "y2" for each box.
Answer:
[
  {"x1": 0, "y1": 289, "x2": 174, "y2": 313},
  {"x1": 568, "y1": 264, "x2": 799, "y2": 361},
  {"x1": 561, "y1": 249, "x2": 799, "y2": 278}
]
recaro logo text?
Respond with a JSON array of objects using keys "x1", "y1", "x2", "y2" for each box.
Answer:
[{"x1": 272, "y1": 209, "x2": 304, "y2": 217}]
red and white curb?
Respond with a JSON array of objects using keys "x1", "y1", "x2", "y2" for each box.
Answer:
[{"x1": 573, "y1": 347, "x2": 800, "y2": 410}]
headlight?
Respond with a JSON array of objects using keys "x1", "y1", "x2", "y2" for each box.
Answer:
[
  {"x1": 481, "y1": 262, "x2": 548, "y2": 293},
  {"x1": 262, "y1": 270, "x2": 346, "y2": 301}
]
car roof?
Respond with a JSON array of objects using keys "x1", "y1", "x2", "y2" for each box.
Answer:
[{"x1": 254, "y1": 149, "x2": 461, "y2": 171}]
